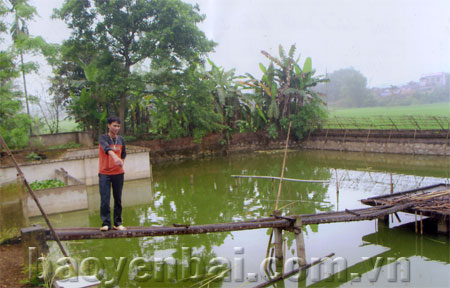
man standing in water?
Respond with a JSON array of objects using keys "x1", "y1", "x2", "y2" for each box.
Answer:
[{"x1": 98, "y1": 116, "x2": 127, "y2": 231}]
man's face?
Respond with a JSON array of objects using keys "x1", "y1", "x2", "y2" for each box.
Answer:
[{"x1": 108, "y1": 121, "x2": 121, "y2": 135}]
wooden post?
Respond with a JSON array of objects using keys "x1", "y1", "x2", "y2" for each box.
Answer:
[
  {"x1": 282, "y1": 238, "x2": 287, "y2": 275},
  {"x1": 149, "y1": 160, "x2": 153, "y2": 181},
  {"x1": 364, "y1": 129, "x2": 371, "y2": 153},
  {"x1": 437, "y1": 217, "x2": 449, "y2": 236},
  {"x1": 274, "y1": 228, "x2": 283, "y2": 266},
  {"x1": 390, "y1": 172, "x2": 393, "y2": 194},
  {"x1": 334, "y1": 168, "x2": 339, "y2": 210},
  {"x1": 415, "y1": 211, "x2": 418, "y2": 234},
  {"x1": 21, "y1": 225, "x2": 49, "y2": 268},
  {"x1": 294, "y1": 217, "x2": 306, "y2": 267},
  {"x1": 377, "y1": 215, "x2": 389, "y2": 227},
  {"x1": 334, "y1": 168, "x2": 339, "y2": 194},
  {"x1": 420, "y1": 212, "x2": 424, "y2": 235},
  {"x1": 273, "y1": 210, "x2": 283, "y2": 266}
]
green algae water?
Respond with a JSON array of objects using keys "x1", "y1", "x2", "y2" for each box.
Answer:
[{"x1": 6, "y1": 150, "x2": 450, "y2": 287}]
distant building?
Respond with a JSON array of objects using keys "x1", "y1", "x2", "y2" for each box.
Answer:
[
  {"x1": 370, "y1": 72, "x2": 449, "y2": 98},
  {"x1": 419, "y1": 72, "x2": 449, "y2": 87}
]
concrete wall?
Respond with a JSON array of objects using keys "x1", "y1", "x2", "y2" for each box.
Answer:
[
  {"x1": 26, "y1": 168, "x2": 89, "y2": 217},
  {"x1": 0, "y1": 147, "x2": 151, "y2": 186},
  {"x1": 133, "y1": 130, "x2": 449, "y2": 163},
  {"x1": 302, "y1": 129, "x2": 450, "y2": 156},
  {"x1": 301, "y1": 139, "x2": 450, "y2": 156},
  {"x1": 29, "y1": 132, "x2": 94, "y2": 147},
  {"x1": 26, "y1": 184, "x2": 88, "y2": 217}
]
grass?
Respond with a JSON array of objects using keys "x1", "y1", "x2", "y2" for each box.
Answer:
[
  {"x1": 328, "y1": 102, "x2": 450, "y2": 117},
  {"x1": 323, "y1": 102, "x2": 450, "y2": 130}
]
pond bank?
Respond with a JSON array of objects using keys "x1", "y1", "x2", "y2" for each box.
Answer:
[
  {"x1": 133, "y1": 129, "x2": 449, "y2": 164},
  {"x1": 0, "y1": 243, "x2": 24, "y2": 287}
]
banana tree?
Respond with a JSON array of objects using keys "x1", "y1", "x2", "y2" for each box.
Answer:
[
  {"x1": 204, "y1": 59, "x2": 251, "y2": 132},
  {"x1": 241, "y1": 44, "x2": 328, "y2": 137}
]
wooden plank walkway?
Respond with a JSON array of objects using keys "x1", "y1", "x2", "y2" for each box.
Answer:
[
  {"x1": 49, "y1": 203, "x2": 412, "y2": 241},
  {"x1": 361, "y1": 183, "x2": 450, "y2": 217}
]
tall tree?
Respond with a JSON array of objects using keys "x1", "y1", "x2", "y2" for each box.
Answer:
[
  {"x1": 4, "y1": 0, "x2": 37, "y2": 134},
  {"x1": 315, "y1": 67, "x2": 372, "y2": 108},
  {"x1": 54, "y1": 0, "x2": 216, "y2": 133},
  {"x1": 144, "y1": 63, "x2": 223, "y2": 140},
  {"x1": 0, "y1": 49, "x2": 31, "y2": 148}
]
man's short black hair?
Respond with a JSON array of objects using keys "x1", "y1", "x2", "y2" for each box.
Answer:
[{"x1": 107, "y1": 116, "x2": 121, "y2": 124}]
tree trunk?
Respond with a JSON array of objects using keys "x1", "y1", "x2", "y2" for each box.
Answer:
[
  {"x1": 20, "y1": 51, "x2": 32, "y2": 136},
  {"x1": 119, "y1": 92, "x2": 126, "y2": 134}
]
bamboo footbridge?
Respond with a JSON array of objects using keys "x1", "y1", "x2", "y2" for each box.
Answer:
[
  {"x1": 48, "y1": 204, "x2": 404, "y2": 240},
  {"x1": 46, "y1": 183, "x2": 450, "y2": 241}
]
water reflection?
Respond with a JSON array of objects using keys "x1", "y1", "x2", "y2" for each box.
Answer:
[
  {"x1": 0, "y1": 181, "x2": 28, "y2": 237},
  {"x1": 309, "y1": 220, "x2": 449, "y2": 287},
  {"x1": 1, "y1": 150, "x2": 448, "y2": 287}
]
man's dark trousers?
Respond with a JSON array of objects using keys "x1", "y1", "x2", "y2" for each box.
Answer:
[{"x1": 99, "y1": 173, "x2": 124, "y2": 227}]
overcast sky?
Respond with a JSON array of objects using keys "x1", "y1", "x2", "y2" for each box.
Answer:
[{"x1": 21, "y1": 0, "x2": 450, "y2": 99}]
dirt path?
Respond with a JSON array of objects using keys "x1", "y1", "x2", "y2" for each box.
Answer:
[{"x1": 0, "y1": 243, "x2": 25, "y2": 287}]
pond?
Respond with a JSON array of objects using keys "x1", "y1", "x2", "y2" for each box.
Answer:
[{"x1": 8, "y1": 150, "x2": 450, "y2": 287}]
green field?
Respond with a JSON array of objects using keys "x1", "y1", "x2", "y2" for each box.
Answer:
[
  {"x1": 322, "y1": 102, "x2": 450, "y2": 130},
  {"x1": 39, "y1": 119, "x2": 80, "y2": 134},
  {"x1": 36, "y1": 103, "x2": 450, "y2": 133},
  {"x1": 328, "y1": 102, "x2": 450, "y2": 117}
]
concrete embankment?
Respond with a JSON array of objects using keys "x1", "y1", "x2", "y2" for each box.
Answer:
[
  {"x1": 302, "y1": 129, "x2": 449, "y2": 156},
  {"x1": 0, "y1": 146, "x2": 151, "y2": 185},
  {"x1": 133, "y1": 129, "x2": 449, "y2": 163},
  {"x1": 1, "y1": 129, "x2": 447, "y2": 185}
]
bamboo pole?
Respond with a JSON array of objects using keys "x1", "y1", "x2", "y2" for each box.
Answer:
[
  {"x1": 282, "y1": 238, "x2": 286, "y2": 274},
  {"x1": 231, "y1": 175, "x2": 329, "y2": 183},
  {"x1": 334, "y1": 168, "x2": 339, "y2": 193},
  {"x1": 420, "y1": 212, "x2": 424, "y2": 235},
  {"x1": 275, "y1": 121, "x2": 292, "y2": 211},
  {"x1": 253, "y1": 253, "x2": 335, "y2": 288},
  {"x1": 268, "y1": 121, "x2": 291, "y2": 269},
  {"x1": 0, "y1": 135, "x2": 69, "y2": 258}
]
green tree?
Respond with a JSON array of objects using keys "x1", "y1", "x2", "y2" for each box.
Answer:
[
  {"x1": 242, "y1": 44, "x2": 328, "y2": 139},
  {"x1": 54, "y1": 0, "x2": 216, "y2": 134},
  {"x1": 203, "y1": 59, "x2": 251, "y2": 134},
  {"x1": 0, "y1": 0, "x2": 35, "y2": 148},
  {"x1": 3, "y1": 0, "x2": 53, "y2": 135},
  {"x1": 6, "y1": 0, "x2": 35, "y2": 135},
  {"x1": 315, "y1": 67, "x2": 374, "y2": 108},
  {"x1": 145, "y1": 64, "x2": 223, "y2": 140},
  {"x1": 0, "y1": 50, "x2": 31, "y2": 148}
]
